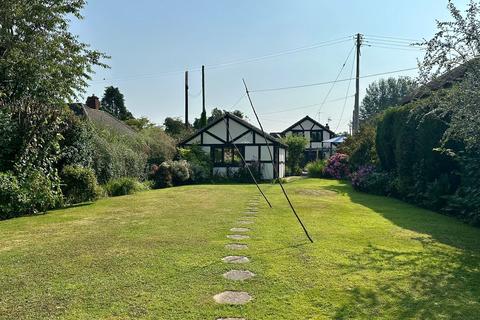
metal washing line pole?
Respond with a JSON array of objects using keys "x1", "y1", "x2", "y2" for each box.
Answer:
[{"x1": 242, "y1": 79, "x2": 314, "y2": 243}]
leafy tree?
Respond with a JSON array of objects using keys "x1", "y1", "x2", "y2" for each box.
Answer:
[
  {"x1": 282, "y1": 135, "x2": 308, "y2": 175},
  {"x1": 193, "y1": 108, "x2": 245, "y2": 129},
  {"x1": 418, "y1": 0, "x2": 480, "y2": 83},
  {"x1": 0, "y1": 0, "x2": 108, "y2": 104},
  {"x1": 199, "y1": 110, "x2": 207, "y2": 128},
  {"x1": 125, "y1": 117, "x2": 155, "y2": 131},
  {"x1": 360, "y1": 77, "x2": 417, "y2": 123},
  {"x1": 164, "y1": 117, "x2": 192, "y2": 139},
  {"x1": 101, "y1": 86, "x2": 133, "y2": 120}
]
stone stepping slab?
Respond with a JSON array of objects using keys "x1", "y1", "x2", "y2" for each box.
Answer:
[
  {"x1": 230, "y1": 227, "x2": 250, "y2": 233},
  {"x1": 222, "y1": 256, "x2": 250, "y2": 264},
  {"x1": 223, "y1": 270, "x2": 256, "y2": 281},
  {"x1": 227, "y1": 234, "x2": 250, "y2": 240},
  {"x1": 237, "y1": 220, "x2": 254, "y2": 225},
  {"x1": 225, "y1": 243, "x2": 248, "y2": 250},
  {"x1": 243, "y1": 212, "x2": 257, "y2": 215},
  {"x1": 213, "y1": 291, "x2": 252, "y2": 304}
]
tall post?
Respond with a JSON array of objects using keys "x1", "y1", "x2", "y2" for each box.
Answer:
[
  {"x1": 202, "y1": 65, "x2": 206, "y2": 116},
  {"x1": 185, "y1": 70, "x2": 189, "y2": 127},
  {"x1": 353, "y1": 33, "x2": 362, "y2": 134}
]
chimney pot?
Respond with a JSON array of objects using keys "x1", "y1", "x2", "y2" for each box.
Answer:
[{"x1": 86, "y1": 95, "x2": 100, "y2": 110}]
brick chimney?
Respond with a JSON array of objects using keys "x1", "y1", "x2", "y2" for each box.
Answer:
[{"x1": 86, "y1": 95, "x2": 100, "y2": 110}]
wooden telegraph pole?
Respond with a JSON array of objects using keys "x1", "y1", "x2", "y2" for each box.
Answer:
[
  {"x1": 353, "y1": 33, "x2": 362, "y2": 134},
  {"x1": 202, "y1": 65, "x2": 206, "y2": 116},
  {"x1": 185, "y1": 70, "x2": 189, "y2": 127}
]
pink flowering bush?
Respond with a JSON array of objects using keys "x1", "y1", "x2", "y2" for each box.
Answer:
[
  {"x1": 323, "y1": 153, "x2": 350, "y2": 179},
  {"x1": 350, "y1": 164, "x2": 375, "y2": 190}
]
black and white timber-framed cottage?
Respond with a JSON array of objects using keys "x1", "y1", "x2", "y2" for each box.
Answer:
[
  {"x1": 178, "y1": 112, "x2": 287, "y2": 179},
  {"x1": 273, "y1": 115, "x2": 336, "y2": 162}
]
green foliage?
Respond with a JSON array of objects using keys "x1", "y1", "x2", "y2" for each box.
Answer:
[
  {"x1": 418, "y1": 1, "x2": 480, "y2": 82},
  {"x1": 233, "y1": 162, "x2": 262, "y2": 183},
  {"x1": 178, "y1": 146, "x2": 212, "y2": 183},
  {"x1": 193, "y1": 108, "x2": 244, "y2": 129},
  {"x1": 164, "y1": 117, "x2": 192, "y2": 139},
  {"x1": 125, "y1": 117, "x2": 155, "y2": 131},
  {"x1": 282, "y1": 135, "x2": 308, "y2": 175},
  {"x1": 360, "y1": 77, "x2": 417, "y2": 122},
  {"x1": 150, "y1": 160, "x2": 191, "y2": 189},
  {"x1": 104, "y1": 177, "x2": 147, "y2": 197},
  {"x1": 338, "y1": 123, "x2": 377, "y2": 170},
  {"x1": 101, "y1": 86, "x2": 133, "y2": 121},
  {"x1": 141, "y1": 127, "x2": 176, "y2": 166},
  {"x1": 60, "y1": 165, "x2": 99, "y2": 204},
  {"x1": 0, "y1": 172, "x2": 21, "y2": 219},
  {"x1": 306, "y1": 160, "x2": 326, "y2": 178},
  {"x1": 0, "y1": 0, "x2": 108, "y2": 104}
]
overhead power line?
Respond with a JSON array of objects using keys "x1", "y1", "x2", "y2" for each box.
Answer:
[
  {"x1": 250, "y1": 67, "x2": 419, "y2": 93},
  {"x1": 258, "y1": 95, "x2": 354, "y2": 116},
  {"x1": 335, "y1": 49, "x2": 356, "y2": 132},
  {"x1": 91, "y1": 36, "x2": 353, "y2": 83}
]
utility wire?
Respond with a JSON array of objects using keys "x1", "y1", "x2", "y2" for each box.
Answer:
[
  {"x1": 91, "y1": 36, "x2": 353, "y2": 83},
  {"x1": 222, "y1": 117, "x2": 272, "y2": 208},
  {"x1": 316, "y1": 45, "x2": 355, "y2": 121},
  {"x1": 364, "y1": 34, "x2": 421, "y2": 42},
  {"x1": 258, "y1": 95, "x2": 354, "y2": 116},
  {"x1": 250, "y1": 67, "x2": 419, "y2": 93},
  {"x1": 243, "y1": 79, "x2": 314, "y2": 243},
  {"x1": 335, "y1": 49, "x2": 356, "y2": 132}
]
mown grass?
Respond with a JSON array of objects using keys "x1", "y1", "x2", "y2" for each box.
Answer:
[{"x1": 0, "y1": 179, "x2": 479, "y2": 319}]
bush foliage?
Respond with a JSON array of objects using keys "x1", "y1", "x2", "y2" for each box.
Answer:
[{"x1": 60, "y1": 165, "x2": 100, "y2": 204}]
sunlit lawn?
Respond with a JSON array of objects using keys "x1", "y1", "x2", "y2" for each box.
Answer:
[{"x1": 1, "y1": 179, "x2": 479, "y2": 319}]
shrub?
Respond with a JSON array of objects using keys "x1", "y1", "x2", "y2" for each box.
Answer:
[
  {"x1": 19, "y1": 170, "x2": 63, "y2": 214},
  {"x1": 60, "y1": 165, "x2": 100, "y2": 204},
  {"x1": 0, "y1": 172, "x2": 22, "y2": 219},
  {"x1": 306, "y1": 160, "x2": 326, "y2": 178},
  {"x1": 178, "y1": 146, "x2": 212, "y2": 183},
  {"x1": 105, "y1": 177, "x2": 147, "y2": 197},
  {"x1": 282, "y1": 135, "x2": 308, "y2": 175},
  {"x1": 338, "y1": 123, "x2": 378, "y2": 170},
  {"x1": 324, "y1": 153, "x2": 350, "y2": 179},
  {"x1": 233, "y1": 162, "x2": 262, "y2": 183},
  {"x1": 150, "y1": 160, "x2": 191, "y2": 189},
  {"x1": 351, "y1": 165, "x2": 395, "y2": 196}
]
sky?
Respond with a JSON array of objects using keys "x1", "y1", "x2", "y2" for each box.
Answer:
[{"x1": 70, "y1": 0, "x2": 469, "y2": 133}]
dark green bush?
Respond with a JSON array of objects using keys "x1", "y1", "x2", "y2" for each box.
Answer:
[
  {"x1": 233, "y1": 162, "x2": 262, "y2": 183},
  {"x1": 104, "y1": 177, "x2": 147, "y2": 197},
  {"x1": 60, "y1": 165, "x2": 99, "y2": 204},
  {"x1": 0, "y1": 172, "x2": 22, "y2": 219},
  {"x1": 150, "y1": 160, "x2": 190, "y2": 189},
  {"x1": 306, "y1": 160, "x2": 326, "y2": 178},
  {"x1": 178, "y1": 146, "x2": 212, "y2": 183}
]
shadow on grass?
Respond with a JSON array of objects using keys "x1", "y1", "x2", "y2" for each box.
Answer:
[{"x1": 325, "y1": 183, "x2": 480, "y2": 319}]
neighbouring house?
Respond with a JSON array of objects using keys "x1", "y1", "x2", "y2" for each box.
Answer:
[
  {"x1": 178, "y1": 112, "x2": 287, "y2": 179},
  {"x1": 69, "y1": 95, "x2": 137, "y2": 136},
  {"x1": 272, "y1": 115, "x2": 336, "y2": 162}
]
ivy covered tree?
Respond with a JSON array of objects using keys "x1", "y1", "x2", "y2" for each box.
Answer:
[
  {"x1": 418, "y1": 0, "x2": 480, "y2": 83},
  {"x1": 0, "y1": 0, "x2": 108, "y2": 104},
  {"x1": 360, "y1": 77, "x2": 417, "y2": 123},
  {"x1": 101, "y1": 86, "x2": 133, "y2": 120}
]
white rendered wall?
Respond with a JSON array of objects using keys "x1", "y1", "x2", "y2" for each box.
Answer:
[
  {"x1": 278, "y1": 163, "x2": 285, "y2": 178},
  {"x1": 213, "y1": 167, "x2": 227, "y2": 176},
  {"x1": 245, "y1": 146, "x2": 259, "y2": 161},
  {"x1": 208, "y1": 121, "x2": 227, "y2": 141},
  {"x1": 279, "y1": 148, "x2": 285, "y2": 162},
  {"x1": 260, "y1": 146, "x2": 273, "y2": 161}
]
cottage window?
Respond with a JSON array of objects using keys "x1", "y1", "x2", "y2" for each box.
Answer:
[
  {"x1": 214, "y1": 147, "x2": 223, "y2": 163},
  {"x1": 311, "y1": 130, "x2": 323, "y2": 142}
]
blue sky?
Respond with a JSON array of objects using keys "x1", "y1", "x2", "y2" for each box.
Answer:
[{"x1": 71, "y1": 0, "x2": 468, "y2": 133}]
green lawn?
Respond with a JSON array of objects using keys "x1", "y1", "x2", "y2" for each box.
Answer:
[{"x1": 1, "y1": 179, "x2": 479, "y2": 319}]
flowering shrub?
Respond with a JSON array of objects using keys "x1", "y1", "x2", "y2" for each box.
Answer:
[
  {"x1": 150, "y1": 160, "x2": 191, "y2": 189},
  {"x1": 323, "y1": 153, "x2": 350, "y2": 179},
  {"x1": 350, "y1": 165, "x2": 395, "y2": 195}
]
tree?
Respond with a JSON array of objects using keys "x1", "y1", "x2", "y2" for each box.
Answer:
[
  {"x1": 282, "y1": 135, "x2": 308, "y2": 175},
  {"x1": 193, "y1": 108, "x2": 245, "y2": 129},
  {"x1": 164, "y1": 117, "x2": 192, "y2": 139},
  {"x1": 360, "y1": 77, "x2": 416, "y2": 123},
  {"x1": 0, "y1": 0, "x2": 108, "y2": 104},
  {"x1": 125, "y1": 117, "x2": 155, "y2": 131},
  {"x1": 418, "y1": 0, "x2": 480, "y2": 83},
  {"x1": 101, "y1": 86, "x2": 133, "y2": 121}
]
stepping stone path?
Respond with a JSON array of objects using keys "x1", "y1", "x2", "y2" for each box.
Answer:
[
  {"x1": 215, "y1": 196, "x2": 262, "y2": 317},
  {"x1": 225, "y1": 243, "x2": 248, "y2": 250},
  {"x1": 213, "y1": 291, "x2": 252, "y2": 305},
  {"x1": 223, "y1": 270, "x2": 255, "y2": 281},
  {"x1": 222, "y1": 255, "x2": 250, "y2": 264},
  {"x1": 238, "y1": 220, "x2": 254, "y2": 225},
  {"x1": 227, "y1": 234, "x2": 250, "y2": 240}
]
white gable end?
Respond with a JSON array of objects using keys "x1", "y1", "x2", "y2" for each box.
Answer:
[
  {"x1": 229, "y1": 119, "x2": 249, "y2": 140},
  {"x1": 207, "y1": 121, "x2": 227, "y2": 142}
]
